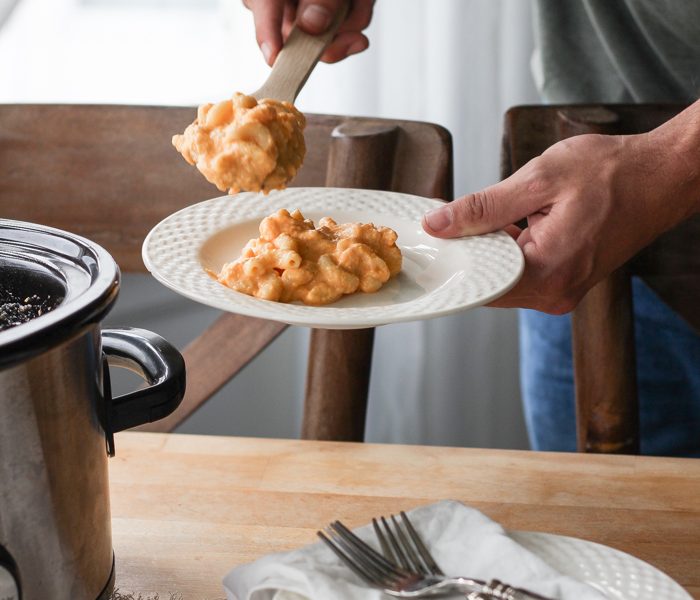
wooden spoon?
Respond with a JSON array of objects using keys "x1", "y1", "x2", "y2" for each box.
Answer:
[{"x1": 252, "y1": 2, "x2": 349, "y2": 104}]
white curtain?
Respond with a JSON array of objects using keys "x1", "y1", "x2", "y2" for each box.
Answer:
[{"x1": 0, "y1": 0, "x2": 539, "y2": 449}]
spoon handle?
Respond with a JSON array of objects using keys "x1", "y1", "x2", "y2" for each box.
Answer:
[{"x1": 252, "y1": 1, "x2": 349, "y2": 104}]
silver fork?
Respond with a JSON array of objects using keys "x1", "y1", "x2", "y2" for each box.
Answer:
[
  {"x1": 318, "y1": 513, "x2": 555, "y2": 600},
  {"x1": 318, "y1": 520, "x2": 489, "y2": 598},
  {"x1": 375, "y1": 511, "x2": 556, "y2": 600}
]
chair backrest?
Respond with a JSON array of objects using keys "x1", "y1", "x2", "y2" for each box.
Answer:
[
  {"x1": 501, "y1": 104, "x2": 700, "y2": 454},
  {"x1": 0, "y1": 104, "x2": 453, "y2": 437}
]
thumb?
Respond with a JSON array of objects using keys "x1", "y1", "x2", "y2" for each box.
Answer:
[
  {"x1": 297, "y1": 0, "x2": 346, "y2": 34},
  {"x1": 422, "y1": 182, "x2": 536, "y2": 238}
]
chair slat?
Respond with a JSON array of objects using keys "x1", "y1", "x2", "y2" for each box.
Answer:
[{"x1": 137, "y1": 313, "x2": 286, "y2": 432}]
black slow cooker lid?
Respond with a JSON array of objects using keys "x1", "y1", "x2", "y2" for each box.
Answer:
[{"x1": 0, "y1": 220, "x2": 120, "y2": 369}]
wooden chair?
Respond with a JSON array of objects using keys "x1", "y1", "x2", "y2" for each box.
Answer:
[
  {"x1": 0, "y1": 104, "x2": 452, "y2": 440},
  {"x1": 501, "y1": 104, "x2": 700, "y2": 454}
]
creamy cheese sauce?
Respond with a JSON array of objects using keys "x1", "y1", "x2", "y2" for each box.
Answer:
[
  {"x1": 173, "y1": 93, "x2": 306, "y2": 194},
  {"x1": 216, "y1": 209, "x2": 403, "y2": 305}
]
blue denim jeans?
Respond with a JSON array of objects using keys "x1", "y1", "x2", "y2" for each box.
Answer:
[{"x1": 519, "y1": 278, "x2": 700, "y2": 457}]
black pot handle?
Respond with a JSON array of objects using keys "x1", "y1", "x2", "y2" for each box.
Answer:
[{"x1": 101, "y1": 327, "x2": 186, "y2": 456}]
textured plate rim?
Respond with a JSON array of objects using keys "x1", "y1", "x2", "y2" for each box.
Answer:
[
  {"x1": 509, "y1": 530, "x2": 692, "y2": 600},
  {"x1": 142, "y1": 188, "x2": 525, "y2": 329}
]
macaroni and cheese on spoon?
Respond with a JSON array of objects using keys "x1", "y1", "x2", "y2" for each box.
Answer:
[{"x1": 172, "y1": 4, "x2": 348, "y2": 194}]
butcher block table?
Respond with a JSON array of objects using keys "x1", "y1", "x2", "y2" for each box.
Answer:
[{"x1": 109, "y1": 432, "x2": 700, "y2": 599}]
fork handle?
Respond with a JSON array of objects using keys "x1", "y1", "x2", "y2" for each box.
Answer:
[
  {"x1": 252, "y1": 1, "x2": 350, "y2": 103},
  {"x1": 431, "y1": 578, "x2": 555, "y2": 600},
  {"x1": 484, "y1": 579, "x2": 555, "y2": 600}
]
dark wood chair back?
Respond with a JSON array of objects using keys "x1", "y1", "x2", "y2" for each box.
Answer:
[
  {"x1": 501, "y1": 104, "x2": 700, "y2": 453},
  {"x1": 0, "y1": 104, "x2": 452, "y2": 439}
]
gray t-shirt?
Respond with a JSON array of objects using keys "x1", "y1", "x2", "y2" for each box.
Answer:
[{"x1": 533, "y1": 0, "x2": 700, "y2": 103}]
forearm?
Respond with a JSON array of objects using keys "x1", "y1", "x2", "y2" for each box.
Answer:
[{"x1": 645, "y1": 99, "x2": 700, "y2": 218}]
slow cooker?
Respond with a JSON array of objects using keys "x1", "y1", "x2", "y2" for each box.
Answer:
[{"x1": 0, "y1": 219, "x2": 186, "y2": 600}]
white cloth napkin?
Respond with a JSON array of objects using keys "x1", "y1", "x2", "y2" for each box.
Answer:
[{"x1": 223, "y1": 500, "x2": 608, "y2": 600}]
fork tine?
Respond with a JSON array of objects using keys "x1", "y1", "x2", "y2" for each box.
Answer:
[
  {"x1": 399, "y1": 511, "x2": 444, "y2": 576},
  {"x1": 328, "y1": 522, "x2": 409, "y2": 590},
  {"x1": 320, "y1": 529, "x2": 398, "y2": 588},
  {"x1": 379, "y1": 516, "x2": 412, "y2": 571},
  {"x1": 390, "y1": 514, "x2": 430, "y2": 575},
  {"x1": 330, "y1": 521, "x2": 407, "y2": 578},
  {"x1": 335, "y1": 531, "x2": 397, "y2": 586},
  {"x1": 372, "y1": 517, "x2": 397, "y2": 564},
  {"x1": 317, "y1": 531, "x2": 380, "y2": 585}
]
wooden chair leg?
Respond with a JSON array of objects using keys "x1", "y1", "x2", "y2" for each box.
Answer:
[
  {"x1": 301, "y1": 120, "x2": 399, "y2": 441},
  {"x1": 572, "y1": 269, "x2": 640, "y2": 453},
  {"x1": 303, "y1": 328, "x2": 375, "y2": 440},
  {"x1": 556, "y1": 107, "x2": 640, "y2": 453}
]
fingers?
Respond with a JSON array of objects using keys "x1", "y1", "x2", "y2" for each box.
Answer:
[
  {"x1": 247, "y1": 0, "x2": 373, "y2": 65},
  {"x1": 502, "y1": 223, "x2": 522, "y2": 241},
  {"x1": 486, "y1": 223, "x2": 586, "y2": 314},
  {"x1": 421, "y1": 180, "x2": 542, "y2": 239},
  {"x1": 297, "y1": 0, "x2": 374, "y2": 61},
  {"x1": 485, "y1": 233, "x2": 550, "y2": 310},
  {"x1": 320, "y1": 31, "x2": 369, "y2": 63},
  {"x1": 281, "y1": 2, "x2": 297, "y2": 41},
  {"x1": 340, "y1": 0, "x2": 375, "y2": 34},
  {"x1": 246, "y1": 0, "x2": 287, "y2": 65},
  {"x1": 296, "y1": 0, "x2": 346, "y2": 34}
]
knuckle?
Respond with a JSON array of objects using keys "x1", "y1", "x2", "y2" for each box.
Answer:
[
  {"x1": 557, "y1": 137, "x2": 578, "y2": 152},
  {"x1": 546, "y1": 295, "x2": 579, "y2": 316},
  {"x1": 553, "y1": 135, "x2": 589, "y2": 155},
  {"x1": 354, "y1": 2, "x2": 375, "y2": 28},
  {"x1": 544, "y1": 274, "x2": 585, "y2": 315},
  {"x1": 305, "y1": 0, "x2": 340, "y2": 9},
  {"x1": 535, "y1": 294, "x2": 572, "y2": 316},
  {"x1": 521, "y1": 159, "x2": 551, "y2": 195},
  {"x1": 530, "y1": 269, "x2": 573, "y2": 315},
  {"x1": 455, "y1": 190, "x2": 495, "y2": 225}
]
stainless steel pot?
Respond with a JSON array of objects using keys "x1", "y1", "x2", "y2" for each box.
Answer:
[{"x1": 0, "y1": 220, "x2": 186, "y2": 600}]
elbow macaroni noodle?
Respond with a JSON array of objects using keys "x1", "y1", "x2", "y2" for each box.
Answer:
[
  {"x1": 216, "y1": 209, "x2": 403, "y2": 305},
  {"x1": 173, "y1": 93, "x2": 306, "y2": 194}
]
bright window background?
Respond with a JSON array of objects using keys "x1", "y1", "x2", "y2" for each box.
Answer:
[{"x1": 0, "y1": 0, "x2": 244, "y2": 105}]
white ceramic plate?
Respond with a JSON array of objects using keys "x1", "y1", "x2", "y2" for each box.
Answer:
[
  {"x1": 142, "y1": 188, "x2": 524, "y2": 329},
  {"x1": 273, "y1": 531, "x2": 691, "y2": 600},
  {"x1": 509, "y1": 531, "x2": 691, "y2": 600}
]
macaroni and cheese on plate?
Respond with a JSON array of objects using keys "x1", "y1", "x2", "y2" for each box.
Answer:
[{"x1": 215, "y1": 208, "x2": 402, "y2": 306}]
